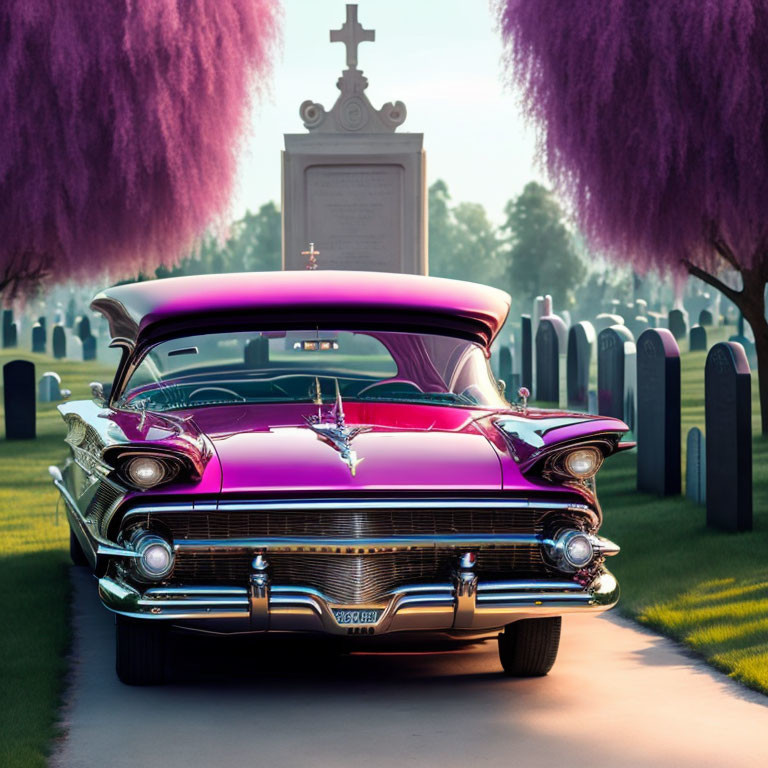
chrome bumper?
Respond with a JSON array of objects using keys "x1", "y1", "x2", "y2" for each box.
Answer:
[{"x1": 98, "y1": 568, "x2": 619, "y2": 635}]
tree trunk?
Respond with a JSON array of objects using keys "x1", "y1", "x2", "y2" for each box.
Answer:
[
  {"x1": 736, "y1": 273, "x2": 767, "y2": 436},
  {"x1": 753, "y1": 321, "x2": 768, "y2": 436}
]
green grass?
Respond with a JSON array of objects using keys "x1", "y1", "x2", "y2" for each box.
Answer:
[
  {"x1": 598, "y1": 328, "x2": 768, "y2": 694},
  {"x1": 0, "y1": 348, "x2": 114, "y2": 768}
]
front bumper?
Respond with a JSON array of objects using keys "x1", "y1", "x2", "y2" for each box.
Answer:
[{"x1": 98, "y1": 568, "x2": 619, "y2": 635}]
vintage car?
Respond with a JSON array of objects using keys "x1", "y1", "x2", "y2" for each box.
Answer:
[{"x1": 51, "y1": 270, "x2": 628, "y2": 685}]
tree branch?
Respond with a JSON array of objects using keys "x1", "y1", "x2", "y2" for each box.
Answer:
[
  {"x1": 681, "y1": 258, "x2": 742, "y2": 304},
  {"x1": 711, "y1": 238, "x2": 740, "y2": 270}
]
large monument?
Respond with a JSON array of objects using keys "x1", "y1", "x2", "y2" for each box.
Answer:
[{"x1": 282, "y1": 4, "x2": 427, "y2": 274}]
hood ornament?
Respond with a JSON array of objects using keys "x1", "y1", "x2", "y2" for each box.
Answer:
[{"x1": 305, "y1": 378, "x2": 370, "y2": 476}]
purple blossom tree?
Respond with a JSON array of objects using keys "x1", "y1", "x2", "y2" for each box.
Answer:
[
  {"x1": 498, "y1": 0, "x2": 768, "y2": 433},
  {"x1": 0, "y1": 0, "x2": 280, "y2": 299}
]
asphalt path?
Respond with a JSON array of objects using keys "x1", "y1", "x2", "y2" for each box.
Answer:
[{"x1": 53, "y1": 568, "x2": 768, "y2": 768}]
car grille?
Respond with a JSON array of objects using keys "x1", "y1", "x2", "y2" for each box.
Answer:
[{"x1": 150, "y1": 506, "x2": 546, "y2": 540}]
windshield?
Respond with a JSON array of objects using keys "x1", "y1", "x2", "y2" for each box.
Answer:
[{"x1": 121, "y1": 330, "x2": 507, "y2": 411}]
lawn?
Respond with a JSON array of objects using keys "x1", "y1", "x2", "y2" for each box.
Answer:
[
  {"x1": 0, "y1": 327, "x2": 766, "y2": 766},
  {"x1": 0, "y1": 348, "x2": 114, "y2": 768}
]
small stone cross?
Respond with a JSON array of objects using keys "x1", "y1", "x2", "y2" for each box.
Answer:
[
  {"x1": 330, "y1": 4, "x2": 375, "y2": 70},
  {"x1": 302, "y1": 242, "x2": 319, "y2": 270}
]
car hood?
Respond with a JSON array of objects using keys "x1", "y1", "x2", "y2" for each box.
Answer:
[{"x1": 189, "y1": 402, "x2": 504, "y2": 493}]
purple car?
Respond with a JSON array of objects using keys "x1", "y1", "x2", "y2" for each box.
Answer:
[{"x1": 53, "y1": 271, "x2": 628, "y2": 685}]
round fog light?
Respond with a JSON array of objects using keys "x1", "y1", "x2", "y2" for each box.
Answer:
[
  {"x1": 564, "y1": 532, "x2": 594, "y2": 569},
  {"x1": 132, "y1": 533, "x2": 174, "y2": 580}
]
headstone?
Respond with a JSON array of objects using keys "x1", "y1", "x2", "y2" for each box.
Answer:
[
  {"x1": 67, "y1": 334, "x2": 83, "y2": 360},
  {"x1": 705, "y1": 342, "x2": 752, "y2": 531},
  {"x1": 686, "y1": 427, "x2": 706, "y2": 504},
  {"x1": 65, "y1": 298, "x2": 76, "y2": 329},
  {"x1": 699, "y1": 309, "x2": 714, "y2": 327},
  {"x1": 535, "y1": 316, "x2": 567, "y2": 404},
  {"x1": 497, "y1": 345, "x2": 512, "y2": 388},
  {"x1": 52, "y1": 325, "x2": 66, "y2": 359},
  {"x1": 597, "y1": 325, "x2": 636, "y2": 424},
  {"x1": 636, "y1": 329, "x2": 681, "y2": 496},
  {"x1": 38, "y1": 371, "x2": 62, "y2": 402},
  {"x1": 667, "y1": 308, "x2": 688, "y2": 340},
  {"x1": 566, "y1": 321, "x2": 595, "y2": 411},
  {"x1": 689, "y1": 324, "x2": 707, "y2": 352},
  {"x1": 728, "y1": 333, "x2": 756, "y2": 365},
  {"x1": 2, "y1": 309, "x2": 17, "y2": 348},
  {"x1": 31, "y1": 323, "x2": 46, "y2": 354},
  {"x1": 587, "y1": 389, "x2": 598, "y2": 414},
  {"x1": 520, "y1": 315, "x2": 532, "y2": 392},
  {"x1": 646, "y1": 311, "x2": 666, "y2": 329},
  {"x1": 82, "y1": 334, "x2": 97, "y2": 361},
  {"x1": 594, "y1": 313, "x2": 624, "y2": 334},
  {"x1": 627, "y1": 315, "x2": 649, "y2": 342},
  {"x1": 3, "y1": 360, "x2": 36, "y2": 439},
  {"x1": 634, "y1": 299, "x2": 648, "y2": 317},
  {"x1": 75, "y1": 315, "x2": 91, "y2": 342},
  {"x1": 244, "y1": 336, "x2": 269, "y2": 368},
  {"x1": 282, "y1": 6, "x2": 424, "y2": 273}
]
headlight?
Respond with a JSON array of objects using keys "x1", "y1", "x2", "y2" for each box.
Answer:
[
  {"x1": 125, "y1": 456, "x2": 166, "y2": 488},
  {"x1": 130, "y1": 531, "x2": 174, "y2": 581},
  {"x1": 546, "y1": 529, "x2": 595, "y2": 572},
  {"x1": 563, "y1": 447, "x2": 603, "y2": 479}
]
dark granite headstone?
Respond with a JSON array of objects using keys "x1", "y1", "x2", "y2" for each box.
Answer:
[
  {"x1": 704, "y1": 342, "x2": 752, "y2": 531},
  {"x1": 597, "y1": 325, "x2": 636, "y2": 421},
  {"x1": 31, "y1": 323, "x2": 46, "y2": 354},
  {"x1": 75, "y1": 315, "x2": 91, "y2": 342},
  {"x1": 37, "y1": 316, "x2": 47, "y2": 333},
  {"x1": 520, "y1": 315, "x2": 532, "y2": 392},
  {"x1": 686, "y1": 427, "x2": 706, "y2": 505},
  {"x1": 497, "y1": 345, "x2": 512, "y2": 388},
  {"x1": 689, "y1": 324, "x2": 707, "y2": 352},
  {"x1": 82, "y1": 334, "x2": 97, "y2": 361},
  {"x1": 535, "y1": 316, "x2": 566, "y2": 403},
  {"x1": 3, "y1": 360, "x2": 36, "y2": 439},
  {"x1": 52, "y1": 325, "x2": 66, "y2": 359},
  {"x1": 65, "y1": 298, "x2": 76, "y2": 329},
  {"x1": 636, "y1": 329, "x2": 681, "y2": 495},
  {"x1": 2, "y1": 309, "x2": 17, "y2": 348},
  {"x1": 566, "y1": 321, "x2": 595, "y2": 411},
  {"x1": 667, "y1": 308, "x2": 688, "y2": 340},
  {"x1": 698, "y1": 309, "x2": 714, "y2": 327},
  {"x1": 244, "y1": 336, "x2": 269, "y2": 368}
]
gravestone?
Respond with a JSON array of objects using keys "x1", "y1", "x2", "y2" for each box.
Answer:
[
  {"x1": 636, "y1": 329, "x2": 681, "y2": 495},
  {"x1": 587, "y1": 389, "x2": 598, "y2": 414},
  {"x1": 38, "y1": 371, "x2": 62, "y2": 402},
  {"x1": 686, "y1": 427, "x2": 706, "y2": 505},
  {"x1": 634, "y1": 299, "x2": 648, "y2": 317},
  {"x1": 520, "y1": 315, "x2": 533, "y2": 392},
  {"x1": 31, "y1": 323, "x2": 46, "y2": 354},
  {"x1": 497, "y1": 345, "x2": 512, "y2": 388},
  {"x1": 76, "y1": 315, "x2": 91, "y2": 342},
  {"x1": 627, "y1": 315, "x2": 649, "y2": 342},
  {"x1": 689, "y1": 324, "x2": 707, "y2": 352},
  {"x1": 3, "y1": 360, "x2": 35, "y2": 439},
  {"x1": 282, "y1": 5, "x2": 425, "y2": 273},
  {"x1": 2, "y1": 309, "x2": 17, "y2": 348},
  {"x1": 594, "y1": 313, "x2": 624, "y2": 334},
  {"x1": 699, "y1": 309, "x2": 714, "y2": 327},
  {"x1": 82, "y1": 334, "x2": 96, "y2": 361},
  {"x1": 705, "y1": 342, "x2": 752, "y2": 531},
  {"x1": 667, "y1": 308, "x2": 688, "y2": 340},
  {"x1": 567, "y1": 321, "x2": 595, "y2": 411},
  {"x1": 245, "y1": 336, "x2": 269, "y2": 368},
  {"x1": 597, "y1": 325, "x2": 636, "y2": 423},
  {"x1": 52, "y1": 325, "x2": 66, "y2": 359},
  {"x1": 65, "y1": 298, "x2": 76, "y2": 329},
  {"x1": 67, "y1": 334, "x2": 83, "y2": 360},
  {"x1": 536, "y1": 316, "x2": 567, "y2": 404}
]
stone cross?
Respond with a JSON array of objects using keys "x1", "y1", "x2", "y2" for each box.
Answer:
[
  {"x1": 302, "y1": 242, "x2": 320, "y2": 270},
  {"x1": 331, "y1": 4, "x2": 375, "y2": 70}
]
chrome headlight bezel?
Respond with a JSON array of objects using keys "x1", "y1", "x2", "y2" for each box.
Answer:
[
  {"x1": 112, "y1": 451, "x2": 182, "y2": 491},
  {"x1": 129, "y1": 530, "x2": 175, "y2": 581}
]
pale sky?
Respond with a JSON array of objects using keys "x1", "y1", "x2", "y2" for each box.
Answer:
[{"x1": 231, "y1": 0, "x2": 546, "y2": 224}]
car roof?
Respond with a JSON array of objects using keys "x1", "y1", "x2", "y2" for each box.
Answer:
[{"x1": 91, "y1": 271, "x2": 511, "y2": 349}]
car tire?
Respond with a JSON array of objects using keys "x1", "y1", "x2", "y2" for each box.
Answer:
[
  {"x1": 69, "y1": 525, "x2": 89, "y2": 567},
  {"x1": 115, "y1": 615, "x2": 168, "y2": 685},
  {"x1": 498, "y1": 617, "x2": 562, "y2": 677}
]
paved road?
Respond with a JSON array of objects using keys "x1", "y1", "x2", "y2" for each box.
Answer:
[{"x1": 53, "y1": 568, "x2": 768, "y2": 768}]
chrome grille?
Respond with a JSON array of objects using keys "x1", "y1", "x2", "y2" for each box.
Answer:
[
  {"x1": 151, "y1": 506, "x2": 545, "y2": 540},
  {"x1": 171, "y1": 547, "x2": 550, "y2": 604}
]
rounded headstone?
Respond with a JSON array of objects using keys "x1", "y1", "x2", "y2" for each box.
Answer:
[
  {"x1": 76, "y1": 315, "x2": 91, "y2": 342},
  {"x1": 38, "y1": 371, "x2": 62, "y2": 402},
  {"x1": 566, "y1": 321, "x2": 595, "y2": 411},
  {"x1": 82, "y1": 335, "x2": 97, "y2": 361},
  {"x1": 52, "y1": 325, "x2": 66, "y2": 359},
  {"x1": 597, "y1": 325, "x2": 636, "y2": 422},
  {"x1": 31, "y1": 322, "x2": 46, "y2": 354},
  {"x1": 667, "y1": 308, "x2": 688, "y2": 340},
  {"x1": 698, "y1": 308, "x2": 714, "y2": 327},
  {"x1": 535, "y1": 315, "x2": 567, "y2": 404},
  {"x1": 685, "y1": 427, "x2": 706, "y2": 505},
  {"x1": 689, "y1": 324, "x2": 707, "y2": 352},
  {"x1": 3, "y1": 360, "x2": 36, "y2": 439}
]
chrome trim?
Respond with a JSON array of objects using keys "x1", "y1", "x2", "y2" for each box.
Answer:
[{"x1": 97, "y1": 569, "x2": 620, "y2": 632}]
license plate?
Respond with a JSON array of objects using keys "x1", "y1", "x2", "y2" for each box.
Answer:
[{"x1": 332, "y1": 609, "x2": 382, "y2": 625}]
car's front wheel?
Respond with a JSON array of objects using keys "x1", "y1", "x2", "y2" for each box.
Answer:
[
  {"x1": 115, "y1": 615, "x2": 168, "y2": 685},
  {"x1": 498, "y1": 617, "x2": 562, "y2": 676}
]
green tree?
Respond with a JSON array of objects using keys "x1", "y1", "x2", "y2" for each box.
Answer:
[
  {"x1": 428, "y1": 180, "x2": 500, "y2": 285},
  {"x1": 501, "y1": 182, "x2": 585, "y2": 310}
]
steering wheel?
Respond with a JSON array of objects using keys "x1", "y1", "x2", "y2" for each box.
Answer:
[
  {"x1": 358, "y1": 379, "x2": 424, "y2": 397},
  {"x1": 188, "y1": 386, "x2": 246, "y2": 403}
]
